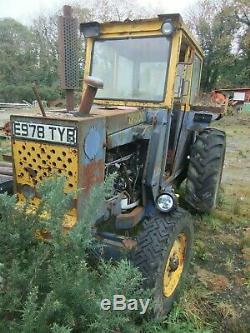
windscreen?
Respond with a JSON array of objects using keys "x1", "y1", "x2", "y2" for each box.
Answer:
[{"x1": 91, "y1": 36, "x2": 170, "y2": 102}]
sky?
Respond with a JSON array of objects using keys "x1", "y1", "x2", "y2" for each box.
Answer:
[{"x1": 0, "y1": 0, "x2": 195, "y2": 24}]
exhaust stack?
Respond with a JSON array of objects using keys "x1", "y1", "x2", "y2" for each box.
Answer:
[
  {"x1": 78, "y1": 76, "x2": 103, "y2": 115},
  {"x1": 58, "y1": 5, "x2": 79, "y2": 112}
]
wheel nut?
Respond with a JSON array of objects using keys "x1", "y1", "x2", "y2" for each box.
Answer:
[{"x1": 169, "y1": 256, "x2": 179, "y2": 272}]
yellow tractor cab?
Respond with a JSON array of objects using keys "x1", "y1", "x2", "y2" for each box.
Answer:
[{"x1": 81, "y1": 14, "x2": 204, "y2": 111}]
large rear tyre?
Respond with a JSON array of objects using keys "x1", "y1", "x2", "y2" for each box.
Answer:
[
  {"x1": 185, "y1": 128, "x2": 226, "y2": 213},
  {"x1": 132, "y1": 208, "x2": 194, "y2": 315}
]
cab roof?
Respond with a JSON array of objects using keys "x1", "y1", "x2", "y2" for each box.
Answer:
[{"x1": 80, "y1": 13, "x2": 204, "y2": 58}]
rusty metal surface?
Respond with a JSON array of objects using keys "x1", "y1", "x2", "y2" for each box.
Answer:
[
  {"x1": 32, "y1": 82, "x2": 47, "y2": 117},
  {"x1": 116, "y1": 206, "x2": 144, "y2": 229},
  {"x1": 78, "y1": 85, "x2": 98, "y2": 115},
  {"x1": 122, "y1": 238, "x2": 137, "y2": 250},
  {"x1": 78, "y1": 77, "x2": 104, "y2": 115},
  {"x1": 78, "y1": 160, "x2": 105, "y2": 193},
  {"x1": 84, "y1": 76, "x2": 103, "y2": 89},
  {"x1": 66, "y1": 89, "x2": 74, "y2": 112}
]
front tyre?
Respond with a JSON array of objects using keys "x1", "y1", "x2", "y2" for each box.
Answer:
[{"x1": 132, "y1": 208, "x2": 194, "y2": 315}]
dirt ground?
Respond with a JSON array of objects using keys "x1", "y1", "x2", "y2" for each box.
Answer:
[
  {"x1": 0, "y1": 109, "x2": 249, "y2": 332},
  {"x1": 175, "y1": 112, "x2": 250, "y2": 332}
]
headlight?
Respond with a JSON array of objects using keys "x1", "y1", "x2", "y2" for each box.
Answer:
[
  {"x1": 22, "y1": 185, "x2": 35, "y2": 200},
  {"x1": 161, "y1": 21, "x2": 175, "y2": 36},
  {"x1": 156, "y1": 193, "x2": 175, "y2": 213}
]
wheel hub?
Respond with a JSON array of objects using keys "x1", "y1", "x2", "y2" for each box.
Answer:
[
  {"x1": 163, "y1": 233, "x2": 187, "y2": 297},
  {"x1": 169, "y1": 255, "x2": 179, "y2": 272}
]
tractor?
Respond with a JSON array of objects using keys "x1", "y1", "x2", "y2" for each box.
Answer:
[{"x1": 2, "y1": 11, "x2": 226, "y2": 314}]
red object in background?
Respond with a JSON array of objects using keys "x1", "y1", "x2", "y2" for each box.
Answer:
[
  {"x1": 211, "y1": 90, "x2": 227, "y2": 105},
  {"x1": 3, "y1": 121, "x2": 11, "y2": 136}
]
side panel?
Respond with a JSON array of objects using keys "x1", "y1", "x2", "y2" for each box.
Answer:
[{"x1": 77, "y1": 117, "x2": 106, "y2": 221}]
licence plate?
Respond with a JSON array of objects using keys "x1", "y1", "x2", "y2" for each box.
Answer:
[{"x1": 12, "y1": 121, "x2": 77, "y2": 146}]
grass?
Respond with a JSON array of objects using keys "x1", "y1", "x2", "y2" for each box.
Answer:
[{"x1": 202, "y1": 214, "x2": 222, "y2": 230}]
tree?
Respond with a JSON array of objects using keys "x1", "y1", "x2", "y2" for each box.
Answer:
[
  {"x1": 186, "y1": 0, "x2": 250, "y2": 91},
  {"x1": 232, "y1": 0, "x2": 250, "y2": 85},
  {"x1": 31, "y1": 15, "x2": 58, "y2": 86},
  {"x1": 0, "y1": 1, "x2": 159, "y2": 103},
  {"x1": 186, "y1": 0, "x2": 240, "y2": 91},
  {"x1": 0, "y1": 18, "x2": 62, "y2": 103},
  {"x1": 0, "y1": 19, "x2": 37, "y2": 102}
]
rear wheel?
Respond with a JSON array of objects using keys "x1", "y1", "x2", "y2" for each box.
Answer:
[
  {"x1": 132, "y1": 208, "x2": 194, "y2": 315},
  {"x1": 185, "y1": 128, "x2": 226, "y2": 213}
]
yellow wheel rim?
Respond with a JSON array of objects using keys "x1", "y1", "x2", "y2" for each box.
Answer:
[{"x1": 163, "y1": 233, "x2": 187, "y2": 297}]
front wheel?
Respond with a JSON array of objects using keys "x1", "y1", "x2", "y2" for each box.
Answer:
[{"x1": 132, "y1": 208, "x2": 194, "y2": 315}]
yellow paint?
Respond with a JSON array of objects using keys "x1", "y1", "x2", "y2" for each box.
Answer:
[
  {"x1": 13, "y1": 140, "x2": 78, "y2": 192},
  {"x1": 164, "y1": 30, "x2": 182, "y2": 108},
  {"x1": 13, "y1": 140, "x2": 78, "y2": 228},
  {"x1": 83, "y1": 38, "x2": 93, "y2": 79},
  {"x1": 83, "y1": 15, "x2": 204, "y2": 110},
  {"x1": 16, "y1": 192, "x2": 77, "y2": 232},
  {"x1": 163, "y1": 233, "x2": 186, "y2": 297},
  {"x1": 100, "y1": 19, "x2": 162, "y2": 35},
  {"x1": 100, "y1": 31, "x2": 162, "y2": 39},
  {"x1": 128, "y1": 111, "x2": 145, "y2": 125},
  {"x1": 182, "y1": 28, "x2": 203, "y2": 60}
]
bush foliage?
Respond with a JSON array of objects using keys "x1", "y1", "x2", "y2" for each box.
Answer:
[
  {"x1": 0, "y1": 177, "x2": 153, "y2": 332},
  {"x1": 0, "y1": 177, "x2": 210, "y2": 332}
]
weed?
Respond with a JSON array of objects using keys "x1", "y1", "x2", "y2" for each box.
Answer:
[
  {"x1": 225, "y1": 257, "x2": 234, "y2": 272},
  {"x1": 202, "y1": 214, "x2": 222, "y2": 230},
  {"x1": 239, "y1": 228, "x2": 250, "y2": 249},
  {"x1": 217, "y1": 187, "x2": 226, "y2": 208},
  {"x1": 194, "y1": 240, "x2": 209, "y2": 261},
  {"x1": 216, "y1": 301, "x2": 237, "y2": 320},
  {"x1": 166, "y1": 277, "x2": 216, "y2": 331},
  {"x1": 238, "y1": 150, "x2": 247, "y2": 158},
  {"x1": 232, "y1": 198, "x2": 241, "y2": 215}
]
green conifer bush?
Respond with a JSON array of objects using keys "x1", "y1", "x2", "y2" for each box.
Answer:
[{"x1": 0, "y1": 176, "x2": 153, "y2": 333}]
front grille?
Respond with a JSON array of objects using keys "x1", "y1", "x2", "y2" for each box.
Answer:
[{"x1": 13, "y1": 140, "x2": 78, "y2": 193}]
